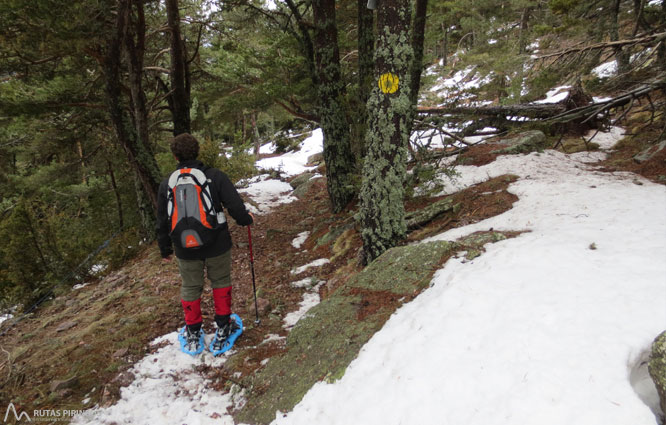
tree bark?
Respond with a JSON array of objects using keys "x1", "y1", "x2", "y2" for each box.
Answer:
[
  {"x1": 107, "y1": 159, "x2": 124, "y2": 231},
  {"x1": 165, "y1": 0, "x2": 191, "y2": 135},
  {"x1": 359, "y1": 0, "x2": 413, "y2": 262},
  {"x1": 441, "y1": 23, "x2": 448, "y2": 66},
  {"x1": 409, "y1": 0, "x2": 428, "y2": 110},
  {"x1": 100, "y1": 0, "x2": 161, "y2": 230},
  {"x1": 657, "y1": 1, "x2": 666, "y2": 70},
  {"x1": 518, "y1": 7, "x2": 532, "y2": 55},
  {"x1": 312, "y1": 0, "x2": 357, "y2": 213},
  {"x1": 251, "y1": 112, "x2": 261, "y2": 158},
  {"x1": 355, "y1": 0, "x2": 375, "y2": 160},
  {"x1": 610, "y1": 0, "x2": 630, "y2": 74}
]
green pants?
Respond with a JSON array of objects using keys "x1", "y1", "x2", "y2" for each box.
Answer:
[{"x1": 177, "y1": 250, "x2": 232, "y2": 302}]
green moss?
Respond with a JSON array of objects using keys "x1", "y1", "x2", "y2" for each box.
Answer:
[{"x1": 649, "y1": 330, "x2": 666, "y2": 417}]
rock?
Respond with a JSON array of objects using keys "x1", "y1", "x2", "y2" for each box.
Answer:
[
  {"x1": 634, "y1": 140, "x2": 666, "y2": 164},
  {"x1": 256, "y1": 298, "x2": 272, "y2": 315},
  {"x1": 404, "y1": 198, "x2": 459, "y2": 230},
  {"x1": 112, "y1": 347, "x2": 129, "y2": 358},
  {"x1": 289, "y1": 173, "x2": 315, "y2": 190},
  {"x1": 50, "y1": 376, "x2": 79, "y2": 393},
  {"x1": 648, "y1": 330, "x2": 666, "y2": 420},
  {"x1": 57, "y1": 388, "x2": 74, "y2": 398},
  {"x1": 293, "y1": 177, "x2": 322, "y2": 199},
  {"x1": 306, "y1": 152, "x2": 324, "y2": 166},
  {"x1": 56, "y1": 321, "x2": 77, "y2": 332},
  {"x1": 316, "y1": 223, "x2": 354, "y2": 248},
  {"x1": 492, "y1": 130, "x2": 548, "y2": 155},
  {"x1": 112, "y1": 370, "x2": 135, "y2": 387}
]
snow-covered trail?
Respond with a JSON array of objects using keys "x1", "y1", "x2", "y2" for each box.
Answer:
[
  {"x1": 72, "y1": 129, "x2": 666, "y2": 425},
  {"x1": 273, "y1": 149, "x2": 666, "y2": 425}
]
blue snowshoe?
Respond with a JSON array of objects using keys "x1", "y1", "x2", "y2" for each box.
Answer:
[
  {"x1": 209, "y1": 314, "x2": 243, "y2": 356},
  {"x1": 178, "y1": 326, "x2": 205, "y2": 356}
]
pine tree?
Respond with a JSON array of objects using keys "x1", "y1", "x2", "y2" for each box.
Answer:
[
  {"x1": 312, "y1": 0, "x2": 357, "y2": 213},
  {"x1": 359, "y1": 0, "x2": 414, "y2": 262}
]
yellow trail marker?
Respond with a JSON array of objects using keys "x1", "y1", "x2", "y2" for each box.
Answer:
[{"x1": 378, "y1": 72, "x2": 399, "y2": 94}]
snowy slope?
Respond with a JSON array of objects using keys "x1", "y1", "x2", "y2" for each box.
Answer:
[
  {"x1": 73, "y1": 129, "x2": 666, "y2": 425},
  {"x1": 272, "y1": 141, "x2": 666, "y2": 425}
]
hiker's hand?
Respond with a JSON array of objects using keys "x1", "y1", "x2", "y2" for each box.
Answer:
[
  {"x1": 162, "y1": 255, "x2": 173, "y2": 264},
  {"x1": 249, "y1": 212, "x2": 256, "y2": 225}
]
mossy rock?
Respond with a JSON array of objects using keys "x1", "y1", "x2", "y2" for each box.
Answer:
[
  {"x1": 306, "y1": 152, "x2": 324, "y2": 166},
  {"x1": 293, "y1": 177, "x2": 322, "y2": 199},
  {"x1": 289, "y1": 173, "x2": 316, "y2": 190},
  {"x1": 492, "y1": 130, "x2": 548, "y2": 155},
  {"x1": 649, "y1": 330, "x2": 666, "y2": 420},
  {"x1": 316, "y1": 223, "x2": 355, "y2": 248},
  {"x1": 634, "y1": 140, "x2": 666, "y2": 164},
  {"x1": 560, "y1": 139, "x2": 600, "y2": 153}
]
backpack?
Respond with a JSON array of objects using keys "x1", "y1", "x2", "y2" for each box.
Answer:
[{"x1": 166, "y1": 167, "x2": 226, "y2": 249}]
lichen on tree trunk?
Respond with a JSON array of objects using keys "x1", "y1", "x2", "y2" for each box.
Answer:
[{"x1": 359, "y1": 0, "x2": 414, "y2": 262}]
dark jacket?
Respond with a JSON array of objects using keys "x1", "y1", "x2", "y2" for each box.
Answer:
[{"x1": 156, "y1": 159, "x2": 253, "y2": 260}]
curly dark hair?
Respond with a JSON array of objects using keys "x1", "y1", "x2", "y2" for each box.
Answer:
[{"x1": 170, "y1": 133, "x2": 200, "y2": 161}]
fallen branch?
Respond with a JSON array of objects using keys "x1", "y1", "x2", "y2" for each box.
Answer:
[
  {"x1": 545, "y1": 78, "x2": 666, "y2": 124},
  {"x1": 535, "y1": 32, "x2": 666, "y2": 60},
  {"x1": 418, "y1": 103, "x2": 566, "y2": 119}
]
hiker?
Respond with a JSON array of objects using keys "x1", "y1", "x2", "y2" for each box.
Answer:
[{"x1": 156, "y1": 133, "x2": 254, "y2": 355}]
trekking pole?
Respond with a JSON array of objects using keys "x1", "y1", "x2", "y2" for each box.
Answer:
[{"x1": 248, "y1": 226, "x2": 260, "y2": 325}]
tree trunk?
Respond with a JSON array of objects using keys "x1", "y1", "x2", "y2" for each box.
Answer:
[
  {"x1": 441, "y1": 23, "x2": 448, "y2": 66},
  {"x1": 252, "y1": 112, "x2": 261, "y2": 158},
  {"x1": 409, "y1": 0, "x2": 428, "y2": 110},
  {"x1": 165, "y1": 0, "x2": 191, "y2": 135},
  {"x1": 312, "y1": 0, "x2": 357, "y2": 213},
  {"x1": 359, "y1": 0, "x2": 413, "y2": 262},
  {"x1": 355, "y1": 0, "x2": 375, "y2": 160},
  {"x1": 657, "y1": 1, "x2": 666, "y2": 70},
  {"x1": 107, "y1": 159, "x2": 124, "y2": 230},
  {"x1": 611, "y1": 0, "x2": 630, "y2": 74},
  {"x1": 100, "y1": 0, "x2": 161, "y2": 233},
  {"x1": 518, "y1": 7, "x2": 532, "y2": 55}
]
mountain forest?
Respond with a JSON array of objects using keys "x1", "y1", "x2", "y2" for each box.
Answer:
[{"x1": 1, "y1": 0, "x2": 665, "y2": 422}]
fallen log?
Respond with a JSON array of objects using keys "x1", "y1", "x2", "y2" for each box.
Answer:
[
  {"x1": 405, "y1": 198, "x2": 460, "y2": 230},
  {"x1": 417, "y1": 103, "x2": 566, "y2": 119}
]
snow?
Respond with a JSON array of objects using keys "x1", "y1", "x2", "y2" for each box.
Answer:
[
  {"x1": 592, "y1": 61, "x2": 618, "y2": 78},
  {"x1": 585, "y1": 126, "x2": 625, "y2": 150},
  {"x1": 290, "y1": 259, "x2": 330, "y2": 275},
  {"x1": 534, "y1": 85, "x2": 571, "y2": 104},
  {"x1": 291, "y1": 231, "x2": 310, "y2": 249},
  {"x1": 0, "y1": 314, "x2": 12, "y2": 325},
  {"x1": 290, "y1": 277, "x2": 315, "y2": 288},
  {"x1": 72, "y1": 332, "x2": 240, "y2": 425},
  {"x1": 239, "y1": 130, "x2": 325, "y2": 214},
  {"x1": 239, "y1": 174, "x2": 296, "y2": 215},
  {"x1": 256, "y1": 129, "x2": 323, "y2": 177},
  {"x1": 282, "y1": 291, "x2": 320, "y2": 330},
  {"x1": 273, "y1": 137, "x2": 666, "y2": 425}
]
